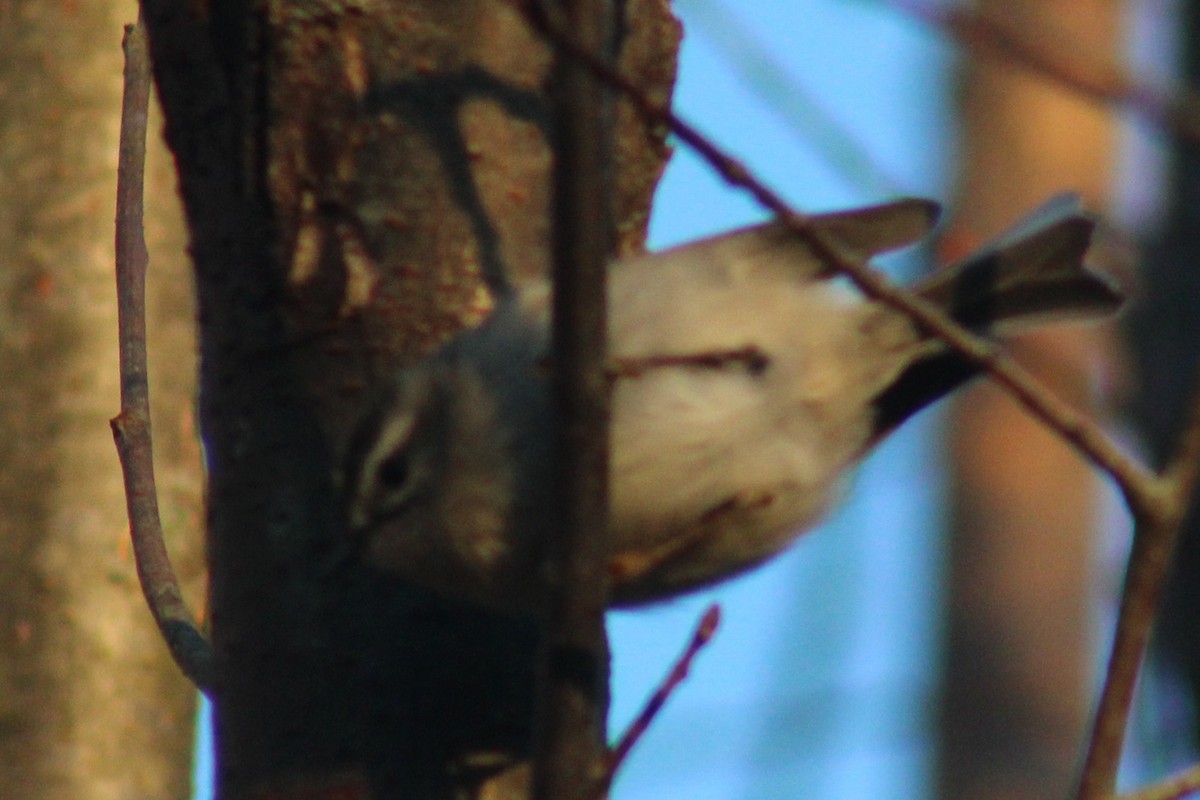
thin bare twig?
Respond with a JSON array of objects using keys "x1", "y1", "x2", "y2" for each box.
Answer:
[
  {"x1": 112, "y1": 15, "x2": 214, "y2": 695},
  {"x1": 1079, "y1": 511, "x2": 1178, "y2": 799},
  {"x1": 604, "y1": 604, "x2": 720, "y2": 789},
  {"x1": 531, "y1": 0, "x2": 617, "y2": 798},
  {"x1": 886, "y1": 0, "x2": 1200, "y2": 143},
  {"x1": 1078, "y1": 372, "x2": 1200, "y2": 800}
]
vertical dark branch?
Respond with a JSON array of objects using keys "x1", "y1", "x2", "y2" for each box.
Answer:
[
  {"x1": 1076, "y1": 514, "x2": 1177, "y2": 799},
  {"x1": 1077, "y1": 367, "x2": 1200, "y2": 800},
  {"x1": 533, "y1": 0, "x2": 616, "y2": 797},
  {"x1": 111, "y1": 16, "x2": 213, "y2": 693},
  {"x1": 1076, "y1": 415, "x2": 1200, "y2": 799}
]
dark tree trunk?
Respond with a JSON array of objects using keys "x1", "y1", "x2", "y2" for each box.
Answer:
[
  {"x1": 0, "y1": 2, "x2": 204, "y2": 798},
  {"x1": 141, "y1": 1, "x2": 679, "y2": 796},
  {"x1": 1128, "y1": 0, "x2": 1200, "y2": 753}
]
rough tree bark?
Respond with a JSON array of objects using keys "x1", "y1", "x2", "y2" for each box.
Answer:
[
  {"x1": 141, "y1": 1, "x2": 678, "y2": 796},
  {"x1": 0, "y1": 1, "x2": 204, "y2": 798},
  {"x1": 938, "y1": 2, "x2": 1123, "y2": 799}
]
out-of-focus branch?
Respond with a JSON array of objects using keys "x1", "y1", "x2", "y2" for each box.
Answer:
[
  {"x1": 887, "y1": 0, "x2": 1200, "y2": 143},
  {"x1": 1117, "y1": 764, "x2": 1200, "y2": 800},
  {"x1": 683, "y1": 0, "x2": 905, "y2": 196},
  {"x1": 112, "y1": 16, "x2": 214, "y2": 695},
  {"x1": 1078, "y1": 374, "x2": 1200, "y2": 799},
  {"x1": 531, "y1": 0, "x2": 616, "y2": 798}
]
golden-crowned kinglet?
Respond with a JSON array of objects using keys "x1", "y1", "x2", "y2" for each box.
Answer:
[{"x1": 342, "y1": 195, "x2": 1123, "y2": 614}]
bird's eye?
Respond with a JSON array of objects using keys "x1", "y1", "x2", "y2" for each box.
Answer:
[{"x1": 376, "y1": 450, "x2": 410, "y2": 490}]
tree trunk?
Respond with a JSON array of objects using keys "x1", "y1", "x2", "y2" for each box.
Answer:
[
  {"x1": 1130, "y1": 0, "x2": 1200, "y2": 755},
  {"x1": 0, "y1": 1, "x2": 203, "y2": 797},
  {"x1": 938, "y1": 3, "x2": 1123, "y2": 800},
  {"x1": 142, "y1": 1, "x2": 679, "y2": 796}
]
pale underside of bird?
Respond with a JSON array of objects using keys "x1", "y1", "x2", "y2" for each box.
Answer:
[{"x1": 342, "y1": 195, "x2": 1123, "y2": 614}]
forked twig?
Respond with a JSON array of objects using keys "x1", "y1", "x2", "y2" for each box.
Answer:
[
  {"x1": 683, "y1": 0, "x2": 905, "y2": 196},
  {"x1": 112, "y1": 16, "x2": 214, "y2": 695},
  {"x1": 1078, "y1": 375, "x2": 1200, "y2": 799},
  {"x1": 604, "y1": 605, "x2": 721, "y2": 790}
]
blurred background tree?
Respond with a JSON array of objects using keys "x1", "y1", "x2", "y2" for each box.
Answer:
[
  {"x1": 1130, "y1": 0, "x2": 1200, "y2": 767},
  {"x1": 0, "y1": 2, "x2": 203, "y2": 798},
  {"x1": 940, "y1": 2, "x2": 1121, "y2": 799}
]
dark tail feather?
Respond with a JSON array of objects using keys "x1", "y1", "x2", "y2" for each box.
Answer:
[
  {"x1": 870, "y1": 194, "x2": 1123, "y2": 442},
  {"x1": 914, "y1": 193, "x2": 1122, "y2": 332},
  {"x1": 871, "y1": 352, "x2": 977, "y2": 441}
]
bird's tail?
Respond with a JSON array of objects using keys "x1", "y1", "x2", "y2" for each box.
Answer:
[
  {"x1": 915, "y1": 193, "x2": 1123, "y2": 332},
  {"x1": 870, "y1": 194, "x2": 1124, "y2": 441}
]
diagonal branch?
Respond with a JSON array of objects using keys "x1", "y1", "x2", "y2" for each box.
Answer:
[
  {"x1": 112, "y1": 16, "x2": 214, "y2": 695},
  {"x1": 683, "y1": 0, "x2": 905, "y2": 196},
  {"x1": 1077, "y1": 372, "x2": 1200, "y2": 799},
  {"x1": 604, "y1": 604, "x2": 720, "y2": 790}
]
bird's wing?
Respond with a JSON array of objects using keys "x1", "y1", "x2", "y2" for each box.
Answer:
[{"x1": 622, "y1": 197, "x2": 940, "y2": 284}]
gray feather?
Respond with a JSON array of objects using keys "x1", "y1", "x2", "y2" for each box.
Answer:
[
  {"x1": 641, "y1": 197, "x2": 941, "y2": 281},
  {"x1": 916, "y1": 193, "x2": 1122, "y2": 331},
  {"x1": 872, "y1": 193, "x2": 1122, "y2": 442}
]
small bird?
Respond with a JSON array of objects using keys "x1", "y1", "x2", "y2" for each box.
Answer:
[{"x1": 342, "y1": 195, "x2": 1123, "y2": 614}]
